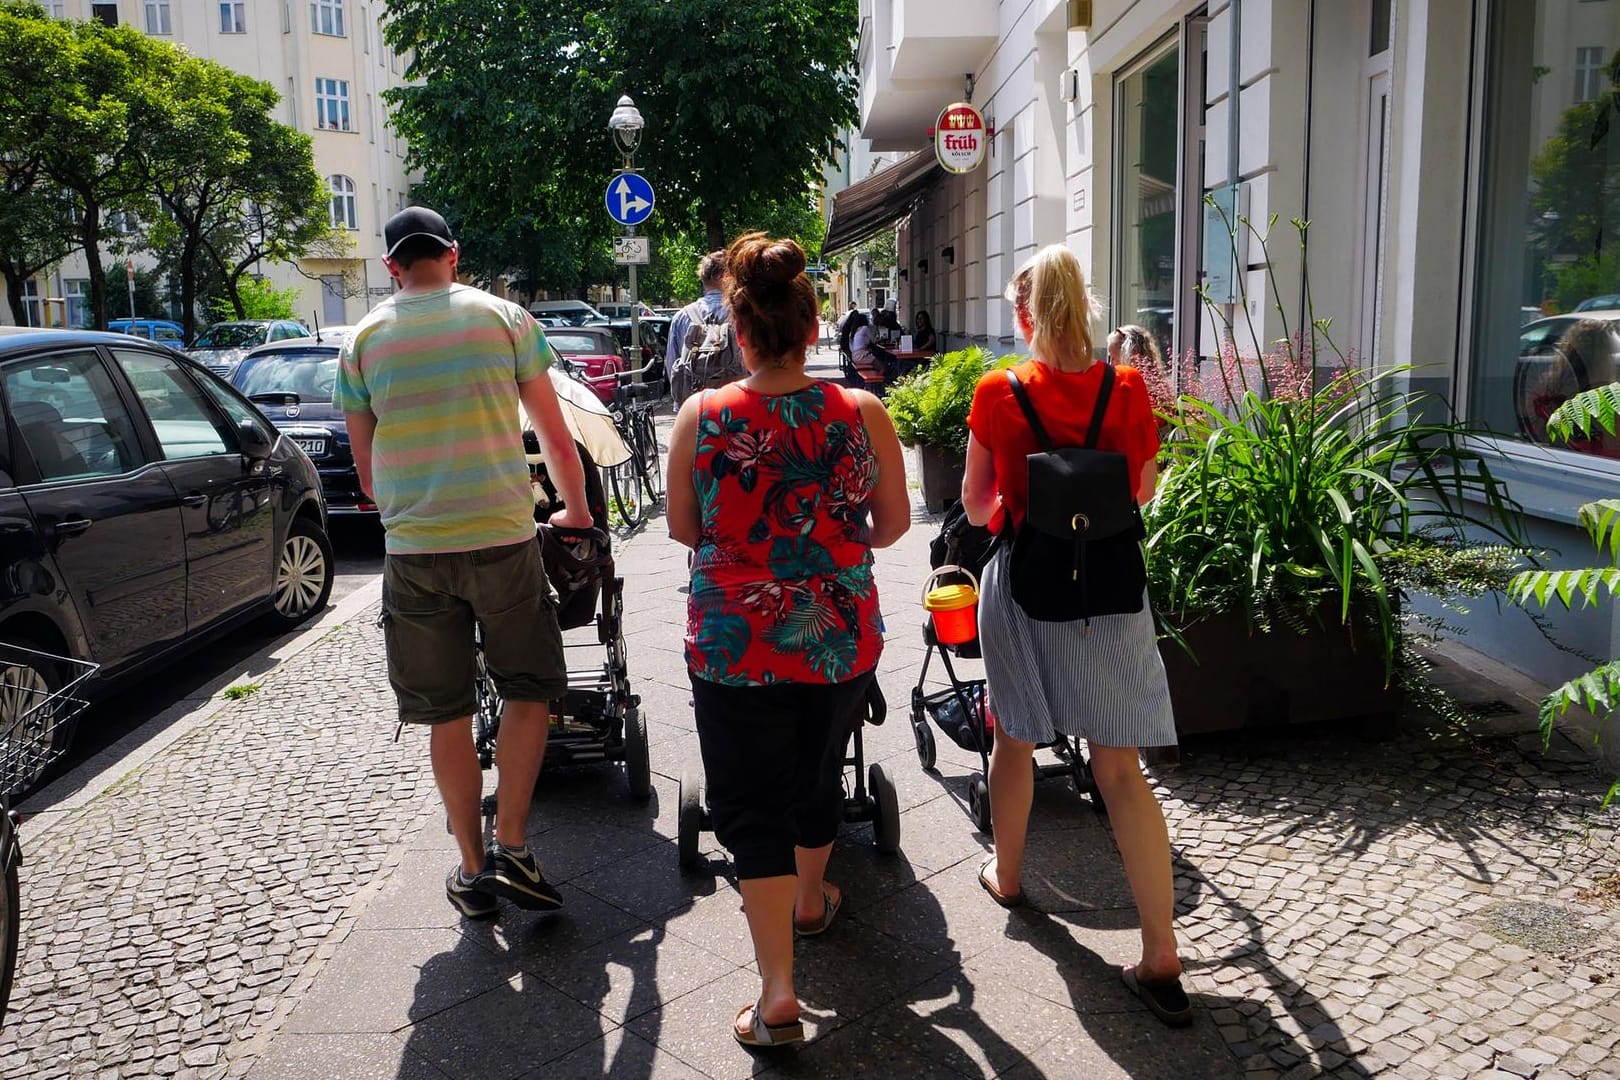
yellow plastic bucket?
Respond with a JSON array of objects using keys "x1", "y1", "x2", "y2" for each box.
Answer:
[{"x1": 923, "y1": 567, "x2": 980, "y2": 646}]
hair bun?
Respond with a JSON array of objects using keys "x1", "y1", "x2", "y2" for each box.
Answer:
[{"x1": 730, "y1": 232, "x2": 806, "y2": 289}]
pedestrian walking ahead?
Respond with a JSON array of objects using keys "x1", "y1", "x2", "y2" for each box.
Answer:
[
  {"x1": 336, "y1": 206, "x2": 594, "y2": 920},
  {"x1": 667, "y1": 250, "x2": 744, "y2": 404},
  {"x1": 960, "y1": 244, "x2": 1191, "y2": 1026},
  {"x1": 665, "y1": 232, "x2": 910, "y2": 1048}
]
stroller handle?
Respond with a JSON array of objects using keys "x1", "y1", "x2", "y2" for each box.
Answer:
[
  {"x1": 538, "y1": 522, "x2": 611, "y2": 550},
  {"x1": 921, "y1": 565, "x2": 979, "y2": 605}
]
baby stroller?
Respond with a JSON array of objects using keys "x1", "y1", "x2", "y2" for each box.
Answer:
[
  {"x1": 469, "y1": 395, "x2": 649, "y2": 810},
  {"x1": 676, "y1": 679, "x2": 900, "y2": 872},
  {"x1": 909, "y1": 504, "x2": 1104, "y2": 833}
]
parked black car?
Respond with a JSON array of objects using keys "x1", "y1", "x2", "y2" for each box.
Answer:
[
  {"x1": 227, "y1": 340, "x2": 371, "y2": 516},
  {"x1": 0, "y1": 329, "x2": 335, "y2": 791}
]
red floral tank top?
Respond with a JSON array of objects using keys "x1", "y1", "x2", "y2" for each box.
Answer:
[{"x1": 685, "y1": 380, "x2": 884, "y2": 686}]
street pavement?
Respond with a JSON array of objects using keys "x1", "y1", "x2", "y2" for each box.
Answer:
[{"x1": 2, "y1": 352, "x2": 1617, "y2": 1079}]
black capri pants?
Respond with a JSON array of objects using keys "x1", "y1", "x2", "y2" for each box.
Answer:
[{"x1": 690, "y1": 670, "x2": 876, "y2": 880}]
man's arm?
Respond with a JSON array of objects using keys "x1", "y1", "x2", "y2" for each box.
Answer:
[
  {"x1": 666, "y1": 308, "x2": 688, "y2": 366},
  {"x1": 518, "y1": 374, "x2": 592, "y2": 529},
  {"x1": 345, "y1": 410, "x2": 378, "y2": 500}
]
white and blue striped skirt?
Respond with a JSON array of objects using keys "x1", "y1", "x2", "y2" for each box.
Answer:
[{"x1": 978, "y1": 547, "x2": 1178, "y2": 749}]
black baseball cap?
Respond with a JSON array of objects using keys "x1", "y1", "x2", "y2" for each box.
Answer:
[{"x1": 384, "y1": 206, "x2": 455, "y2": 259}]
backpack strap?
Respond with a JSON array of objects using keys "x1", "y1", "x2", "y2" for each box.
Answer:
[
  {"x1": 1006, "y1": 362, "x2": 1117, "y2": 452},
  {"x1": 1005, "y1": 370, "x2": 1054, "y2": 452},
  {"x1": 1083, "y1": 363, "x2": 1117, "y2": 450}
]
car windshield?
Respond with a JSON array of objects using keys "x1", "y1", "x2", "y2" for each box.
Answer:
[
  {"x1": 548, "y1": 333, "x2": 612, "y2": 354},
  {"x1": 193, "y1": 323, "x2": 266, "y2": 349},
  {"x1": 236, "y1": 350, "x2": 340, "y2": 403}
]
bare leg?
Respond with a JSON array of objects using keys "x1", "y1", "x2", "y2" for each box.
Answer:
[
  {"x1": 986, "y1": 727, "x2": 1036, "y2": 897},
  {"x1": 430, "y1": 717, "x2": 484, "y2": 876},
  {"x1": 493, "y1": 699, "x2": 551, "y2": 849},
  {"x1": 736, "y1": 875, "x2": 801, "y2": 1032},
  {"x1": 793, "y1": 842, "x2": 839, "y2": 926},
  {"x1": 1089, "y1": 744, "x2": 1181, "y2": 980}
]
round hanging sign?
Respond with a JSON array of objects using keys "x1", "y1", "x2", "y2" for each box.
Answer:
[{"x1": 935, "y1": 102, "x2": 987, "y2": 174}]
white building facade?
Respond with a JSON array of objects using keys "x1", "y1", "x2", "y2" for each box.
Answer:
[
  {"x1": 835, "y1": 0, "x2": 1620, "y2": 699},
  {"x1": 9, "y1": 0, "x2": 418, "y2": 330}
]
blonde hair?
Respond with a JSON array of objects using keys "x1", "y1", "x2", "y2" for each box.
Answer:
[{"x1": 1005, "y1": 245, "x2": 1097, "y2": 369}]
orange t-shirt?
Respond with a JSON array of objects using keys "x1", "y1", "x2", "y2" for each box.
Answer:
[{"x1": 966, "y1": 360, "x2": 1159, "y2": 533}]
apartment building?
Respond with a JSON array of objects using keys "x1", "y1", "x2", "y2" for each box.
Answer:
[
  {"x1": 11, "y1": 0, "x2": 418, "y2": 330},
  {"x1": 828, "y1": 0, "x2": 1619, "y2": 703}
]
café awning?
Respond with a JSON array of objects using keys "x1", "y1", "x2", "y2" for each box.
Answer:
[{"x1": 822, "y1": 150, "x2": 945, "y2": 257}]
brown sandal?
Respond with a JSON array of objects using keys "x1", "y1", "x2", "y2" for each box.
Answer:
[
  {"x1": 978, "y1": 858, "x2": 1025, "y2": 908},
  {"x1": 733, "y1": 1000, "x2": 805, "y2": 1047}
]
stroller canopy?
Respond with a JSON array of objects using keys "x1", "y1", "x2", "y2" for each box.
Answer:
[{"x1": 524, "y1": 368, "x2": 632, "y2": 469}]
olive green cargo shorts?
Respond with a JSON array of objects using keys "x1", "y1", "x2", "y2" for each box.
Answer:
[{"x1": 380, "y1": 538, "x2": 568, "y2": 725}]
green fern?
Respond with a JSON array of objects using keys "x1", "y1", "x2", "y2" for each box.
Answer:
[
  {"x1": 1545, "y1": 381, "x2": 1620, "y2": 443},
  {"x1": 1508, "y1": 567, "x2": 1620, "y2": 609}
]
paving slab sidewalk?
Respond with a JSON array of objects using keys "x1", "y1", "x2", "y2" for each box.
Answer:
[{"x1": 2, "y1": 351, "x2": 1616, "y2": 1080}]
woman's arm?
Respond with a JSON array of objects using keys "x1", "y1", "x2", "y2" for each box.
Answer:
[
  {"x1": 961, "y1": 432, "x2": 1000, "y2": 527},
  {"x1": 1136, "y1": 458, "x2": 1158, "y2": 506},
  {"x1": 665, "y1": 394, "x2": 704, "y2": 548},
  {"x1": 855, "y1": 392, "x2": 912, "y2": 548}
]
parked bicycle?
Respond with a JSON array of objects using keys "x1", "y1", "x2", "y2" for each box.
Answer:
[
  {"x1": 569, "y1": 360, "x2": 666, "y2": 528},
  {"x1": 0, "y1": 644, "x2": 96, "y2": 1028}
]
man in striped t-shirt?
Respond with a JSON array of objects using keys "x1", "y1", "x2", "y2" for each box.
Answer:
[{"x1": 337, "y1": 206, "x2": 592, "y2": 919}]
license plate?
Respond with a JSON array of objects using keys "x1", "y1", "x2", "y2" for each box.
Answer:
[{"x1": 292, "y1": 438, "x2": 327, "y2": 456}]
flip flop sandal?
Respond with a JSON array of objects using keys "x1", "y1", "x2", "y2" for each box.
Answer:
[
  {"x1": 733, "y1": 1000, "x2": 805, "y2": 1047},
  {"x1": 1121, "y1": 966, "x2": 1194, "y2": 1028},
  {"x1": 978, "y1": 859, "x2": 1025, "y2": 908},
  {"x1": 793, "y1": 886, "x2": 843, "y2": 937}
]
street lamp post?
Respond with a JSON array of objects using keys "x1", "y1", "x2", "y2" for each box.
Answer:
[{"x1": 609, "y1": 95, "x2": 645, "y2": 372}]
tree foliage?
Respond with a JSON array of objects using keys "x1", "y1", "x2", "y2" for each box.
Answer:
[{"x1": 384, "y1": 0, "x2": 857, "y2": 294}]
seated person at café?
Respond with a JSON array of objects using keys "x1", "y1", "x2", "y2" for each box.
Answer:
[
  {"x1": 841, "y1": 309, "x2": 898, "y2": 386},
  {"x1": 913, "y1": 310, "x2": 938, "y2": 354}
]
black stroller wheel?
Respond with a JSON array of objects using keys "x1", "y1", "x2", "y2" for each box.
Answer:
[
  {"x1": 968, "y1": 778, "x2": 993, "y2": 834},
  {"x1": 624, "y1": 708, "x2": 651, "y2": 802},
  {"x1": 869, "y1": 764, "x2": 901, "y2": 854},
  {"x1": 910, "y1": 705, "x2": 937, "y2": 771},
  {"x1": 677, "y1": 769, "x2": 705, "y2": 871}
]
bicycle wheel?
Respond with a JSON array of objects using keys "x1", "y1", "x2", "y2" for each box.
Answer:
[
  {"x1": 609, "y1": 462, "x2": 648, "y2": 527},
  {"x1": 637, "y1": 409, "x2": 664, "y2": 498}
]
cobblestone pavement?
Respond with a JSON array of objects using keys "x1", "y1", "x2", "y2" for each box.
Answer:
[
  {"x1": 4, "y1": 356, "x2": 1617, "y2": 1079},
  {"x1": 0, "y1": 610, "x2": 434, "y2": 1080}
]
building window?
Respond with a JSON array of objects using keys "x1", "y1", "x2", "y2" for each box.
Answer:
[
  {"x1": 91, "y1": 3, "x2": 118, "y2": 26},
  {"x1": 64, "y1": 279, "x2": 89, "y2": 328},
  {"x1": 22, "y1": 280, "x2": 41, "y2": 328},
  {"x1": 46, "y1": 2, "x2": 65, "y2": 16},
  {"x1": 1576, "y1": 45, "x2": 1608, "y2": 102},
  {"x1": 315, "y1": 78, "x2": 352, "y2": 131},
  {"x1": 311, "y1": 0, "x2": 345, "y2": 36},
  {"x1": 220, "y1": 2, "x2": 246, "y2": 32},
  {"x1": 1113, "y1": 41, "x2": 1181, "y2": 365},
  {"x1": 1472, "y1": 0, "x2": 1620, "y2": 463},
  {"x1": 328, "y1": 174, "x2": 357, "y2": 230},
  {"x1": 144, "y1": 1, "x2": 172, "y2": 34}
]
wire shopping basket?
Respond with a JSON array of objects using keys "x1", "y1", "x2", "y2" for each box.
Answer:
[{"x1": 0, "y1": 644, "x2": 97, "y2": 799}]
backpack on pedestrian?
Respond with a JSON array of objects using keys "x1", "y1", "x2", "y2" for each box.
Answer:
[
  {"x1": 672, "y1": 307, "x2": 744, "y2": 404},
  {"x1": 1002, "y1": 363, "x2": 1147, "y2": 624}
]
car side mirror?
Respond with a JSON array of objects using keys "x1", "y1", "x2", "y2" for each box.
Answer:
[{"x1": 237, "y1": 418, "x2": 274, "y2": 461}]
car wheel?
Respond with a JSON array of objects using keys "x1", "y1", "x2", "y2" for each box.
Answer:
[
  {"x1": 269, "y1": 516, "x2": 334, "y2": 630},
  {"x1": 0, "y1": 640, "x2": 67, "y2": 798}
]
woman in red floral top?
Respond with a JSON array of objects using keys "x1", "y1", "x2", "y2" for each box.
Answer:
[{"x1": 667, "y1": 232, "x2": 910, "y2": 1048}]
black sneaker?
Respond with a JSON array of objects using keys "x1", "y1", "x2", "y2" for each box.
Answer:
[
  {"x1": 447, "y1": 868, "x2": 498, "y2": 919},
  {"x1": 476, "y1": 842, "x2": 564, "y2": 911}
]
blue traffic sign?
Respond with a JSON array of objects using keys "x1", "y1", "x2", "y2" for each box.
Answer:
[{"x1": 605, "y1": 172, "x2": 655, "y2": 227}]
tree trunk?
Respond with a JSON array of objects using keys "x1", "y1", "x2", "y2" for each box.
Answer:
[
  {"x1": 178, "y1": 235, "x2": 200, "y2": 342},
  {"x1": 78, "y1": 202, "x2": 107, "y2": 330},
  {"x1": 3, "y1": 271, "x2": 27, "y2": 327},
  {"x1": 706, "y1": 208, "x2": 725, "y2": 254}
]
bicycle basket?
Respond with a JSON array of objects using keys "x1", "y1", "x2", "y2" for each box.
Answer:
[{"x1": 0, "y1": 644, "x2": 97, "y2": 798}]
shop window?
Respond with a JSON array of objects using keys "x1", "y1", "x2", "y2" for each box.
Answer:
[
  {"x1": 1472, "y1": 0, "x2": 1620, "y2": 462},
  {"x1": 1113, "y1": 40, "x2": 1180, "y2": 365}
]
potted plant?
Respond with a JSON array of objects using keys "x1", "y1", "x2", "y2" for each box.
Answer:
[
  {"x1": 886, "y1": 346, "x2": 1013, "y2": 512},
  {"x1": 1143, "y1": 210, "x2": 1527, "y2": 735}
]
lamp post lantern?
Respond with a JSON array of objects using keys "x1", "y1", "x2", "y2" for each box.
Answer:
[{"x1": 608, "y1": 95, "x2": 648, "y2": 371}]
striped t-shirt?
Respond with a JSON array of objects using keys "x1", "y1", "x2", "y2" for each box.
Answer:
[{"x1": 335, "y1": 283, "x2": 553, "y2": 554}]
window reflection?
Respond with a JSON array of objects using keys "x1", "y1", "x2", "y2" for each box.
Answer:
[{"x1": 1475, "y1": 0, "x2": 1620, "y2": 460}]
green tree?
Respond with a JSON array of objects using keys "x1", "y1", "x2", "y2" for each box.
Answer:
[
  {"x1": 1529, "y1": 55, "x2": 1620, "y2": 309},
  {"x1": 384, "y1": 0, "x2": 858, "y2": 285},
  {"x1": 210, "y1": 277, "x2": 299, "y2": 322}
]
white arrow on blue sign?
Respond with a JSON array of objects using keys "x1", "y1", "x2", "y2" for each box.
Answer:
[{"x1": 605, "y1": 172, "x2": 655, "y2": 227}]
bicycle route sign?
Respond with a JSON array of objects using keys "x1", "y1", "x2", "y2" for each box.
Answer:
[
  {"x1": 613, "y1": 236, "x2": 651, "y2": 265},
  {"x1": 605, "y1": 172, "x2": 655, "y2": 227}
]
